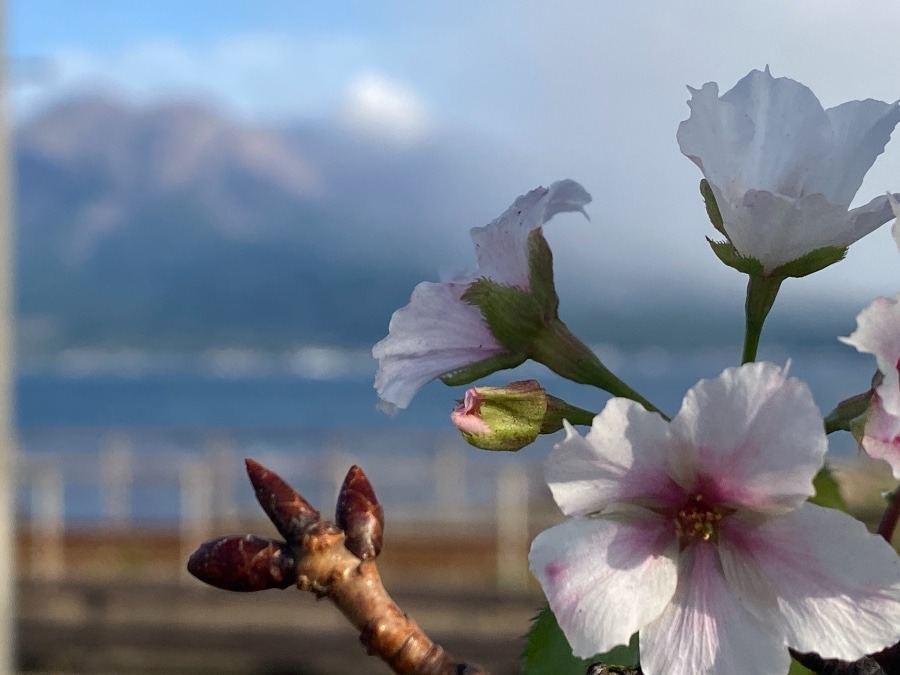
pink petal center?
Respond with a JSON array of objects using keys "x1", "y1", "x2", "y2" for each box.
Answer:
[{"x1": 673, "y1": 492, "x2": 732, "y2": 547}]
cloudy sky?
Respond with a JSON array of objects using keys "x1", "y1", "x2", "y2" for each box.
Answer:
[{"x1": 10, "y1": 1, "x2": 900, "y2": 334}]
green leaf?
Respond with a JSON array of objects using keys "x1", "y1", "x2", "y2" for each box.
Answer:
[
  {"x1": 809, "y1": 465, "x2": 848, "y2": 512},
  {"x1": 768, "y1": 246, "x2": 847, "y2": 279},
  {"x1": 523, "y1": 606, "x2": 639, "y2": 675},
  {"x1": 788, "y1": 658, "x2": 816, "y2": 674},
  {"x1": 462, "y1": 278, "x2": 544, "y2": 352},
  {"x1": 706, "y1": 238, "x2": 765, "y2": 276},
  {"x1": 700, "y1": 179, "x2": 727, "y2": 238}
]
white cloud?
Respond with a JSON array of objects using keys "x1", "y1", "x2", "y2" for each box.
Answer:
[
  {"x1": 338, "y1": 72, "x2": 430, "y2": 145},
  {"x1": 13, "y1": 32, "x2": 374, "y2": 121}
]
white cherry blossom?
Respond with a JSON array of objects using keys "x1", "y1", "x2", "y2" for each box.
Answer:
[
  {"x1": 530, "y1": 362, "x2": 900, "y2": 674},
  {"x1": 372, "y1": 179, "x2": 590, "y2": 412},
  {"x1": 678, "y1": 68, "x2": 900, "y2": 273},
  {"x1": 840, "y1": 294, "x2": 900, "y2": 478}
]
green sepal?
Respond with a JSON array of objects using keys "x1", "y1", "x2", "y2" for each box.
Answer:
[
  {"x1": 849, "y1": 412, "x2": 869, "y2": 448},
  {"x1": 788, "y1": 659, "x2": 817, "y2": 675},
  {"x1": 768, "y1": 245, "x2": 848, "y2": 279},
  {"x1": 523, "y1": 606, "x2": 639, "y2": 675},
  {"x1": 527, "y1": 229, "x2": 560, "y2": 313},
  {"x1": 824, "y1": 391, "x2": 872, "y2": 435},
  {"x1": 809, "y1": 465, "x2": 848, "y2": 512},
  {"x1": 542, "y1": 394, "x2": 595, "y2": 432},
  {"x1": 463, "y1": 278, "x2": 544, "y2": 352},
  {"x1": 707, "y1": 238, "x2": 765, "y2": 276},
  {"x1": 700, "y1": 179, "x2": 727, "y2": 238},
  {"x1": 439, "y1": 351, "x2": 527, "y2": 386}
]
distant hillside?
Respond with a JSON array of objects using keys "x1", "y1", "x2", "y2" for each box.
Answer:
[
  {"x1": 14, "y1": 93, "x2": 859, "y2": 364},
  {"x1": 14, "y1": 94, "x2": 518, "y2": 357}
]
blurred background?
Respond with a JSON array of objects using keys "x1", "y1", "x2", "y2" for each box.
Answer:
[{"x1": 8, "y1": 2, "x2": 900, "y2": 673}]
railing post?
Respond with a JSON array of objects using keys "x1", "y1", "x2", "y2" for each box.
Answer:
[
  {"x1": 434, "y1": 444, "x2": 466, "y2": 519},
  {"x1": 205, "y1": 434, "x2": 238, "y2": 528},
  {"x1": 30, "y1": 464, "x2": 65, "y2": 581},
  {"x1": 100, "y1": 433, "x2": 133, "y2": 525},
  {"x1": 496, "y1": 463, "x2": 530, "y2": 590},
  {"x1": 179, "y1": 457, "x2": 214, "y2": 583}
]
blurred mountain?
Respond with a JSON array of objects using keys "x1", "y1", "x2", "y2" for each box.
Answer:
[
  {"x1": 14, "y1": 93, "x2": 855, "y2": 366},
  {"x1": 15, "y1": 94, "x2": 520, "y2": 358}
]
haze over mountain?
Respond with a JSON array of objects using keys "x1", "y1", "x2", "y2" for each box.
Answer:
[
  {"x1": 15, "y1": 93, "x2": 522, "y2": 358},
  {"x1": 14, "y1": 92, "x2": 866, "y2": 368}
]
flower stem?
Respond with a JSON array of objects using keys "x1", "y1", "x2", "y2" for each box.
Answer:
[
  {"x1": 877, "y1": 487, "x2": 900, "y2": 545},
  {"x1": 742, "y1": 275, "x2": 782, "y2": 364},
  {"x1": 531, "y1": 320, "x2": 670, "y2": 420}
]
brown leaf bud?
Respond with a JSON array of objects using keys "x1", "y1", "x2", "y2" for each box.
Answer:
[
  {"x1": 187, "y1": 534, "x2": 297, "y2": 592},
  {"x1": 245, "y1": 458, "x2": 320, "y2": 541},
  {"x1": 336, "y1": 465, "x2": 385, "y2": 560}
]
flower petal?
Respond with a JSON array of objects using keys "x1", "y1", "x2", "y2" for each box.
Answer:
[
  {"x1": 712, "y1": 188, "x2": 894, "y2": 272},
  {"x1": 677, "y1": 68, "x2": 829, "y2": 204},
  {"x1": 546, "y1": 399, "x2": 681, "y2": 517},
  {"x1": 470, "y1": 179, "x2": 591, "y2": 289},
  {"x1": 372, "y1": 281, "x2": 506, "y2": 411},
  {"x1": 840, "y1": 293, "x2": 900, "y2": 417},
  {"x1": 891, "y1": 193, "x2": 900, "y2": 251},
  {"x1": 808, "y1": 100, "x2": 900, "y2": 206},
  {"x1": 669, "y1": 362, "x2": 825, "y2": 513},
  {"x1": 529, "y1": 514, "x2": 678, "y2": 658},
  {"x1": 641, "y1": 543, "x2": 788, "y2": 675},
  {"x1": 860, "y1": 394, "x2": 900, "y2": 478},
  {"x1": 719, "y1": 503, "x2": 900, "y2": 661}
]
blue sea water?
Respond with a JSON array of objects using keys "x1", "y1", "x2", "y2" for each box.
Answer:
[{"x1": 14, "y1": 343, "x2": 875, "y2": 522}]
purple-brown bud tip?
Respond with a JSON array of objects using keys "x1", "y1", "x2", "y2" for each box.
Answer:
[
  {"x1": 336, "y1": 465, "x2": 384, "y2": 560},
  {"x1": 245, "y1": 458, "x2": 320, "y2": 541},
  {"x1": 187, "y1": 534, "x2": 297, "y2": 592}
]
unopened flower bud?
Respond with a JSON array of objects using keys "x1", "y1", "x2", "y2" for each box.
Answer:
[
  {"x1": 336, "y1": 465, "x2": 384, "y2": 560},
  {"x1": 245, "y1": 458, "x2": 320, "y2": 542},
  {"x1": 187, "y1": 534, "x2": 296, "y2": 592},
  {"x1": 451, "y1": 380, "x2": 593, "y2": 452}
]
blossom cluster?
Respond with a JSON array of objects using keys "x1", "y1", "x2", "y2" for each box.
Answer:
[{"x1": 373, "y1": 68, "x2": 900, "y2": 674}]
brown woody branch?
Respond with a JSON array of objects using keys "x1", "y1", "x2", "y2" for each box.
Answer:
[{"x1": 187, "y1": 458, "x2": 486, "y2": 675}]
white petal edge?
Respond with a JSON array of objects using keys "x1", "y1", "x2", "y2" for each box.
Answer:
[
  {"x1": 529, "y1": 515, "x2": 678, "y2": 658},
  {"x1": 546, "y1": 399, "x2": 678, "y2": 517},
  {"x1": 469, "y1": 179, "x2": 591, "y2": 290},
  {"x1": 372, "y1": 281, "x2": 506, "y2": 410},
  {"x1": 719, "y1": 502, "x2": 900, "y2": 661},
  {"x1": 891, "y1": 193, "x2": 900, "y2": 252},
  {"x1": 677, "y1": 68, "x2": 830, "y2": 204},
  {"x1": 808, "y1": 100, "x2": 900, "y2": 206},
  {"x1": 840, "y1": 293, "x2": 900, "y2": 418},
  {"x1": 669, "y1": 362, "x2": 825, "y2": 514},
  {"x1": 710, "y1": 187, "x2": 894, "y2": 273}
]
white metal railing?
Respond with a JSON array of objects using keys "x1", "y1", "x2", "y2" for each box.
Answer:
[{"x1": 17, "y1": 429, "x2": 553, "y2": 587}]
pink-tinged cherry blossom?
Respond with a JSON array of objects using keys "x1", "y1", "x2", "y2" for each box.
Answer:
[
  {"x1": 891, "y1": 193, "x2": 900, "y2": 252},
  {"x1": 529, "y1": 362, "x2": 900, "y2": 674},
  {"x1": 372, "y1": 180, "x2": 591, "y2": 412},
  {"x1": 840, "y1": 294, "x2": 900, "y2": 478},
  {"x1": 678, "y1": 67, "x2": 900, "y2": 273}
]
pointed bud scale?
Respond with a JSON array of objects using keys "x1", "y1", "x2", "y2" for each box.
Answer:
[
  {"x1": 336, "y1": 465, "x2": 384, "y2": 560},
  {"x1": 187, "y1": 534, "x2": 297, "y2": 592},
  {"x1": 245, "y1": 458, "x2": 320, "y2": 542}
]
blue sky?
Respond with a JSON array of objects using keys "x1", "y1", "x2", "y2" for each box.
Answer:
[
  {"x1": 11, "y1": 1, "x2": 393, "y2": 53},
  {"x1": 10, "y1": 1, "x2": 900, "y2": 323}
]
